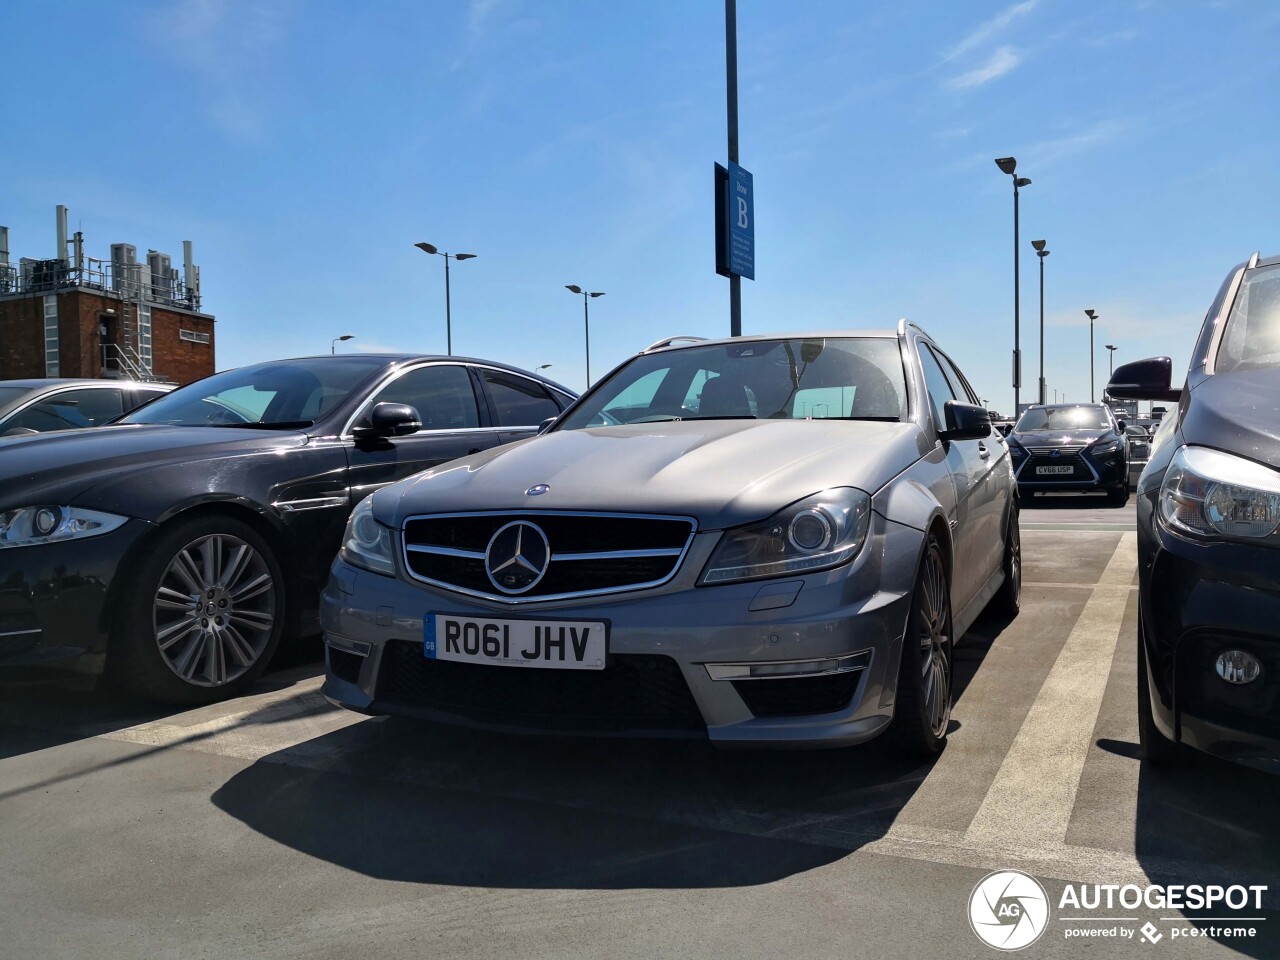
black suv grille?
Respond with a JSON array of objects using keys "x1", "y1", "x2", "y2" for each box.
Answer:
[
  {"x1": 1021, "y1": 453, "x2": 1092, "y2": 482},
  {"x1": 402, "y1": 512, "x2": 695, "y2": 601},
  {"x1": 377, "y1": 640, "x2": 704, "y2": 732}
]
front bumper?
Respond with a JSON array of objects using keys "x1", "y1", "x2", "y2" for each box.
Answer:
[
  {"x1": 0, "y1": 519, "x2": 152, "y2": 669},
  {"x1": 321, "y1": 516, "x2": 923, "y2": 748},
  {"x1": 1013, "y1": 447, "x2": 1127, "y2": 493},
  {"x1": 1138, "y1": 493, "x2": 1280, "y2": 773}
]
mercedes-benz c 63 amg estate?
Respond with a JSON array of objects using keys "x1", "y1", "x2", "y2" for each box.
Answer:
[{"x1": 322, "y1": 324, "x2": 1021, "y2": 753}]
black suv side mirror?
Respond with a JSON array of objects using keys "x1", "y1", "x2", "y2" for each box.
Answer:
[
  {"x1": 939, "y1": 401, "x2": 991, "y2": 442},
  {"x1": 1107, "y1": 357, "x2": 1182, "y2": 402},
  {"x1": 353, "y1": 402, "x2": 422, "y2": 439}
]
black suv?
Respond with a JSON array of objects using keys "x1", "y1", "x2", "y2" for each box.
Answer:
[
  {"x1": 1109, "y1": 251, "x2": 1280, "y2": 773},
  {"x1": 1006, "y1": 403, "x2": 1129, "y2": 504}
]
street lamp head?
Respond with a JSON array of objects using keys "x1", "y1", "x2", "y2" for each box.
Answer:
[
  {"x1": 589, "y1": 291, "x2": 605, "y2": 298},
  {"x1": 1106, "y1": 344, "x2": 1117, "y2": 351},
  {"x1": 337, "y1": 335, "x2": 354, "y2": 342},
  {"x1": 1031, "y1": 239, "x2": 1046, "y2": 252},
  {"x1": 414, "y1": 242, "x2": 438, "y2": 255},
  {"x1": 1015, "y1": 177, "x2": 1032, "y2": 188},
  {"x1": 537, "y1": 364, "x2": 552, "y2": 370},
  {"x1": 1037, "y1": 249, "x2": 1050, "y2": 259},
  {"x1": 995, "y1": 157, "x2": 1017, "y2": 175},
  {"x1": 565, "y1": 284, "x2": 583, "y2": 294},
  {"x1": 454, "y1": 253, "x2": 477, "y2": 261},
  {"x1": 1085, "y1": 309, "x2": 1098, "y2": 320}
]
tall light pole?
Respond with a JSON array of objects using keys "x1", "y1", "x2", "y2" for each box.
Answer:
[
  {"x1": 1106, "y1": 344, "x2": 1118, "y2": 375},
  {"x1": 415, "y1": 242, "x2": 476, "y2": 356},
  {"x1": 725, "y1": 0, "x2": 741, "y2": 337},
  {"x1": 566, "y1": 285, "x2": 605, "y2": 388},
  {"x1": 1032, "y1": 239, "x2": 1049, "y2": 405},
  {"x1": 1085, "y1": 309, "x2": 1099, "y2": 402},
  {"x1": 995, "y1": 158, "x2": 1031, "y2": 413},
  {"x1": 331, "y1": 334, "x2": 354, "y2": 355}
]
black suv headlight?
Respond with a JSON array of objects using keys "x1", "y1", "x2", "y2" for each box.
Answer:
[
  {"x1": 340, "y1": 498, "x2": 396, "y2": 576},
  {"x1": 1159, "y1": 446, "x2": 1280, "y2": 542},
  {"x1": 1007, "y1": 438, "x2": 1028, "y2": 460},
  {"x1": 1089, "y1": 439, "x2": 1123, "y2": 458},
  {"x1": 699, "y1": 488, "x2": 871, "y2": 585}
]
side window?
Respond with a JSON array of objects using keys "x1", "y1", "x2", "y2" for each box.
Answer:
[
  {"x1": 482, "y1": 371, "x2": 561, "y2": 427},
  {"x1": 933, "y1": 348, "x2": 979, "y2": 405},
  {"x1": 7, "y1": 388, "x2": 125, "y2": 432},
  {"x1": 131, "y1": 387, "x2": 169, "y2": 411},
  {"x1": 917, "y1": 346, "x2": 957, "y2": 431},
  {"x1": 370, "y1": 365, "x2": 480, "y2": 431}
]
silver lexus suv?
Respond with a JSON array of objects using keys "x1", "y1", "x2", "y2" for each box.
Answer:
[{"x1": 322, "y1": 323, "x2": 1020, "y2": 753}]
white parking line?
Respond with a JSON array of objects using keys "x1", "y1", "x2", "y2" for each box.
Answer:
[{"x1": 962, "y1": 533, "x2": 1138, "y2": 850}]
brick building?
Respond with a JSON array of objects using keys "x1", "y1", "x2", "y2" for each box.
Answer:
[{"x1": 0, "y1": 206, "x2": 215, "y2": 385}]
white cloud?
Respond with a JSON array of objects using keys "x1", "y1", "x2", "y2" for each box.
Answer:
[
  {"x1": 948, "y1": 47, "x2": 1021, "y2": 89},
  {"x1": 943, "y1": 0, "x2": 1039, "y2": 62}
]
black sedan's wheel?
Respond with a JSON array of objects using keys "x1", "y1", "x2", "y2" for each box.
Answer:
[
  {"x1": 1137, "y1": 613, "x2": 1180, "y2": 766},
  {"x1": 107, "y1": 515, "x2": 286, "y2": 705},
  {"x1": 888, "y1": 535, "x2": 953, "y2": 756},
  {"x1": 991, "y1": 507, "x2": 1021, "y2": 617}
]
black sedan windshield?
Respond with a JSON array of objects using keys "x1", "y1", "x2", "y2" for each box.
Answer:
[
  {"x1": 560, "y1": 337, "x2": 907, "y2": 429},
  {"x1": 1015, "y1": 405, "x2": 1111, "y2": 432},
  {"x1": 123, "y1": 357, "x2": 387, "y2": 428},
  {"x1": 1219, "y1": 263, "x2": 1280, "y2": 372}
]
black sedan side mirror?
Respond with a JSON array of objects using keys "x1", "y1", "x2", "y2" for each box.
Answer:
[
  {"x1": 1107, "y1": 357, "x2": 1182, "y2": 402},
  {"x1": 353, "y1": 402, "x2": 422, "y2": 439},
  {"x1": 939, "y1": 401, "x2": 991, "y2": 442}
]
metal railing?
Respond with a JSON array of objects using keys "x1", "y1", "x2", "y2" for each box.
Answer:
[
  {"x1": 0, "y1": 255, "x2": 200, "y2": 311},
  {"x1": 101, "y1": 343, "x2": 160, "y2": 382}
]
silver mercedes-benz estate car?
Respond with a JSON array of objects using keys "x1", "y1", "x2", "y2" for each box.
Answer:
[{"x1": 322, "y1": 322, "x2": 1020, "y2": 753}]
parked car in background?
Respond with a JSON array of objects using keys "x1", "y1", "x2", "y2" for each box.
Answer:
[
  {"x1": 1109, "y1": 251, "x2": 1280, "y2": 773},
  {"x1": 0, "y1": 354, "x2": 575, "y2": 704},
  {"x1": 1124, "y1": 423, "x2": 1153, "y2": 488},
  {"x1": 0, "y1": 378, "x2": 171, "y2": 437},
  {"x1": 1005, "y1": 403, "x2": 1130, "y2": 504},
  {"x1": 323, "y1": 323, "x2": 1020, "y2": 755}
]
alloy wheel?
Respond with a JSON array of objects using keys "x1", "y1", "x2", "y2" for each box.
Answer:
[
  {"x1": 152, "y1": 534, "x2": 277, "y2": 687},
  {"x1": 917, "y1": 548, "x2": 952, "y2": 739}
]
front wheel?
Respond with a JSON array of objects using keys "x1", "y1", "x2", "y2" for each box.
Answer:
[
  {"x1": 106, "y1": 515, "x2": 287, "y2": 705},
  {"x1": 1108, "y1": 484, "x2": 1129, "y2": 506},
  {"x1": 991, "y1": 507, "x2": 1021, "y2": 618},
  {"x1": 887, "y1": 535, "x2": 953, "y2": 756}
]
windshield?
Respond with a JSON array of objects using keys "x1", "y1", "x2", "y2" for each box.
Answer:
[
  {"x1": 559, "y1": 337, "x2": 907, "y2": 430},
  {"x1": 1218, "y1": 263, "x2": 1280, "y2": 372},
  {"x1": 1015, "y1": 405, "x2": 1112, "y2": 432},
  {"x1": 122, "y1": 357, "x2": 387, "y2": 428}
]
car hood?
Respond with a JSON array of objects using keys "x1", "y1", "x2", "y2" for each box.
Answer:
[
  {"x1": 0, "y1": 424, "x2": 307, "y2": 509},
  {"x1": 378, "y1": 418, "x2": 926, "y2": 530},
  {"x1": 1185, "y1": 368, "x2": 1280, "y2": 471},
  {"x1": 1009, "y1": 428, "x2": 1111, "y2": 446}
]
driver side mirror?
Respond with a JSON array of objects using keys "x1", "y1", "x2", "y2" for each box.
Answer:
[
  {"x1": 353, "y1": 402, "x2": 421, "y2": 440},
  {"x1": 939, "y1": 401, "x2": 991, "y2": 442},
  {"x1": 1107, "y1": 357, "x2": 1182, "y2": 402}
]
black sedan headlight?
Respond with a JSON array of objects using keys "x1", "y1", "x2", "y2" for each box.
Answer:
[
  {"x1": 700, "y1": 488, "x2": 871, "y2": 585},
  {"x1": 340, "y1": 498, "x2": 396, "y2": 576},
  {"x1": 1159, "y1": 446, "x2": 1280, "y2": 542},
  {"x1": 0, "y1": 506, "x2": 127, "y2": 549}
]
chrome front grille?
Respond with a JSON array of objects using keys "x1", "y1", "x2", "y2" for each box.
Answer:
[{"x1": 401, "y1": 511, "x2": 697, "y2": 603}]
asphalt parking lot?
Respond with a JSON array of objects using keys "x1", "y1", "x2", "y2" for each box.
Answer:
[{"x1": 3, "y1": 493, "x2": 1278, "y2": 960}]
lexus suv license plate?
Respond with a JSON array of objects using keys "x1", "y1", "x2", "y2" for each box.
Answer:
[
  {"x1": 1036, "y1": 465, "x2": 1074, "y2": 475},
  {"x1": 425, "y1": 614, "x2": 607, "y2": 670}
]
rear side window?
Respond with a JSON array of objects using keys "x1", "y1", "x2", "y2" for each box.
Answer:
[
  {"x1": 4, "y1": 388, "x2": 124, "y2": 433},
  {"x1": 932, "y1": 348, "x2": 978, "y2": 405},
  {"x1": 483, "y1": 371, "x2": 561, "y2": 427}
]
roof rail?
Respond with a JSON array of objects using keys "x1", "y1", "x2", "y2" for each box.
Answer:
[
  {"x1": 644, "y1": 335, "x2": 708, "y2": 352},
  {"x1": 1248, "y1": 251, "x2": 1260, "y2": 269},
  {"x1": 898, "y1": 318, "x2": 931, "y2": 340}
]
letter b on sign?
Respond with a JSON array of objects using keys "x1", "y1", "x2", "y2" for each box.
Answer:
[{"x1": 737, "y1": 197, "x2": 749, "y2": 228}]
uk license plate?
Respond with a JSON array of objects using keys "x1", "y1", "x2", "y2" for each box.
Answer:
[
  {"x1": 1036, "y1": 465, "x2": 1073, "y2": 475},
  {"x1": 425, "y1": 613, "x2": 607, "y2": 670}
]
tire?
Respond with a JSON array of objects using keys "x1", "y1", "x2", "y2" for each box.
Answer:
[
  {"x1": 991, "y1": 506, "x2": 1022, "y2": 618},
  {"x1": 1108, "y1": 484, "x2": 1129, "y2": 506},
  {"x1": 887, "y1": 535, "x2": 953, "y2": 756},
  {"x1": 106, "y1": 514, "x2": 287, "y2": 705},
  {"x1": 1137, "y1": 614, "x2": 1180, "y2": 766}
]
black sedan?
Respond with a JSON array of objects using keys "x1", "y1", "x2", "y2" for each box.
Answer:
[
  {"x1": 1005, "y1": 403, "x2": 1130, "y2": 504},
  {"x1": 0, "y1": 378, "x2": 171, "y2": 437},
  {"x1": 1109, "y1": 251, "x2": 1280, "y2": 773},
  {"x1": 0, "y1": 354, "x2": 574, "y2": 703}
]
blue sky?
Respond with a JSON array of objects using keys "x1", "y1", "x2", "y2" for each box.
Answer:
[{"x1": 5, "y1": 0, "x2": 1278, "y2": 412}]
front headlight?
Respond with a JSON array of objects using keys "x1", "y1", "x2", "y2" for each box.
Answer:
[
  {"x1": 1091, "y1": 440, "x2": 1122, "y2": 456},
  {"x1": 1159, "y1": 446, "x2": 1280, "y2": 542},
  {"x1": 340, "y1": 498, "x2": 396, "y2": 576},
  {"x1": 699, "y1": 488, "x2": 872, "y2": 585},
  {"x1": 0, "y1": 506, "x2": 127, "y2": 549}
]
